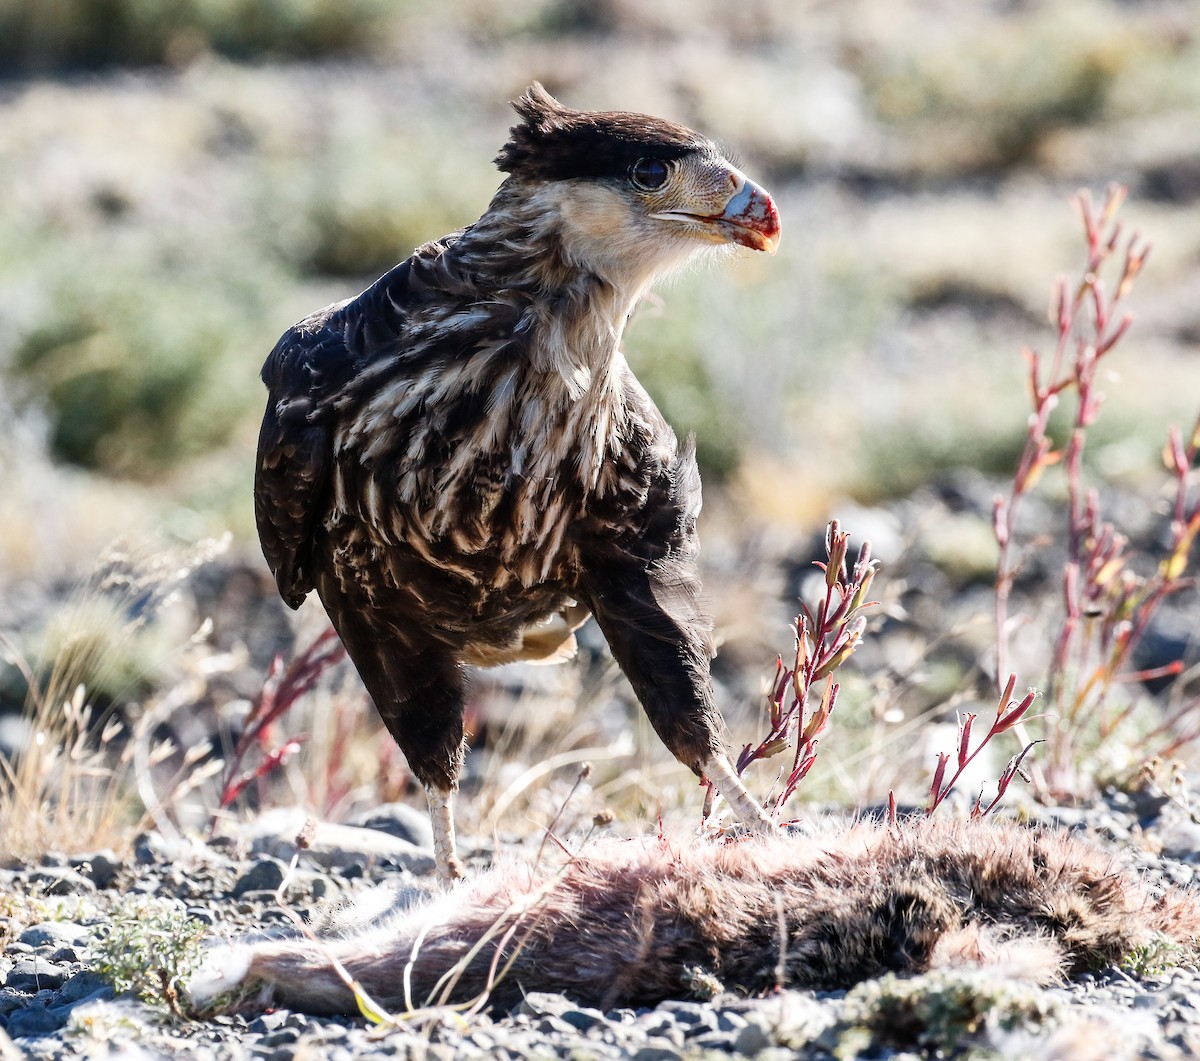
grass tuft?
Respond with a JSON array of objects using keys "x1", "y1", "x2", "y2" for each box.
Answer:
[{"x1": 0, "y1": 537, "x2": 229, "y2": 863}]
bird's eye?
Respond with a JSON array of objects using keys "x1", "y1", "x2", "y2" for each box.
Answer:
[{"x1": 629, "y1": 158, "x2": 670, "y2": 191}]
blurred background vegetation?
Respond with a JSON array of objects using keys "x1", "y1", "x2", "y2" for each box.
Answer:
[{"x1": 2, "y1": 0, "x2": 1200, "y2": 818}]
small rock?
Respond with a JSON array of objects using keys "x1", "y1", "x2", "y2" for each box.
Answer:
[
  {"x1": 347, "y1": 802, "x2": 435, "y2": 848},
  {"x1": 656, "y1": 1000, "x2": 716, "y2": 1032},
  {"x1": 131, "y1": 831, "x2": 217, "y2": 867},
  {"x1": 231, "y1": 857, "x2": 288, "y2": 898},
  {"x1": 309, "y1": 876, "x2": 339, "y2": 900},
  {"x1": 315, "y1": 1023, "x2": 348, "y2": 1041},
  {"x1": 17, "y1": 923, "x2": 89, "y2": 949},
  {"x1": 560, "y1": 1006, "x2": 605, "y2": 1031},
  {"x1": 133, "y1": 833, "x2": 160, "y2": 865},
  {"x1": 516, "y1": 991, "x2": 572, "y2": 1018},
  {"x1": 242, "y1": 807, "x2": 436, "y2": 874},
  {"x1": 238, "y1": 890, "x2": 286, "y2": 906},
  {"x1": 639, "y1": 1018, "x2": 684, "y2": 1047},
  {"x1": 248, "y1": 1010, "x2": 291, "y2": 1034},
  {"x1": 4, "y1": 1004, "x2": 65, "y2": 1037},
  {"x1": 29, "y1": 869, "x2": 93, "y2": 897},
  {"x1": 1157, "y1": 815, "x2": 1200, "y2": 863},
  {"x1": 280, "y1": 1012, "x2": 313, "y2": 1032},
  {"x1": 536, "y1": 1015, "x2": 576, "y2": 1035},
  {"x1": 717, "y1": 1010, "x2": 750, "y2": 1033},
  {"x1": 733, "y1": 1020, "x2": 772, "y2": 1056},
  {"x1": 0, "y1": 993, "x2": 29, "y2": 1018},
  {"x1": 260, "y1": 1027, "x2": 302, "y2": 1048},
  {"x1": 6, "y1": 959, "x2": 70, "y2": 993},
  {"x1": 631, "y1": 1047, "x2": 683, "y2": 1061},
  {"x1": 690, "y1": 1032, "x2": 739, "y2": 1051},
  {"x1": 76, "y1": 851, "x2": 123, "y2": 890},
  {"x1": 57, "y1": 971, "x2": 112, "y2": 1006}
]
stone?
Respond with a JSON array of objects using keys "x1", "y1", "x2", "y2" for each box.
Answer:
[
  {"x1": 630, "y1": 1047, "x2": 683, "y2": 1061},
  {"x1": 346, "y1": 802, "x2": 435, "y2": 848},
  {"x1": 30, "y1": 870, "x2": 93, "y2": 897},
  {"x1": 516, "y1": 991, "x2": 572, "y2": 1018},
  {"x1": 248, "y1": 1009, "x2": 291, "y2": 1034},
  {"x1": 71, "y1": 850, "x2": 123, "y2": 889},
  {"x1": 734, "y1": 1021, "x2": 772, "y2": 1056},
  {"x1": 16, "y1": 923, "x2": 89, "y2": 949},
  {"x1": 4, "y1": 1005, "x2": 65, "y2": 1037},
  {"x1": 259, "y1": 1027, "x2": 302, "y2": 1047},
  {"x1": 241, "y1": 808, "x2": 437, "y2": 874},
  {"x1": 535, "y1": 1015, "x2": 575, "y2": 1035},
  {"x1": 717, "y1": 1010, "x2": 750, "y2": 1033},
  {"x1": 57, "y1": 971, "x2": 113, "y2": 1006},
  {"x1": 559, "y1": 1006, "x2": 605, "y2": 1031},
  {"x1": 231, "y1": 857, "x2": 288, "y2": 898},
  {"x1": 6, "y1": 960, "x2": 70, "y2": 993}
]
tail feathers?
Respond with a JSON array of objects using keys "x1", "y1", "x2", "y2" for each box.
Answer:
[{"x1": 187, "y1": 817, "x2": 1200, "y2": 1016}]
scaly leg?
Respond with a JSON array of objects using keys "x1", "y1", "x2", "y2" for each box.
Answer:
[
  {"x1": 702, "y1": 753, "x2": 778, "y2": 833},
  {"x1": 427, "y1": 787, "x2": 466, "y2": 883}
]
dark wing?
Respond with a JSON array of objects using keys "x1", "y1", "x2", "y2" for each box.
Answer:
[
  {"x1": 575, "y1": 414, "x2": 723, "y2": 774},
  {"x1": 254, "y1": 306, "x2": 353, "y2": 609},
  {"x1": 254, "y1": 251, "x2": 420, "y2": 607}
]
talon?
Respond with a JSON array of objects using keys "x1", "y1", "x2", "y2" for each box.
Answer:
[{"x1": 702, "y1": 753, "x2": 778, "y2": 833}]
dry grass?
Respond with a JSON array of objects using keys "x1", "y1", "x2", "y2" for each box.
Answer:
[{"x1": 0, "y1": 539, "x2": 228, "y2": 863}]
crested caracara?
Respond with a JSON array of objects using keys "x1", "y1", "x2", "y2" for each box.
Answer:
[{"x1": 255, "y1": 83, "x2": 782, "y2": 880}]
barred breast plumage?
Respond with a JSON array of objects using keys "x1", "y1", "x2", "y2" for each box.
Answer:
[{"x1": 253, "y1": 82, "x2": 782, "y2": 879}]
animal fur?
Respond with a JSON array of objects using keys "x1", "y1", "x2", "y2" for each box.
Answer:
[{"x1": 188, "y1": 817, "x2": 1200, "y2": 1016}]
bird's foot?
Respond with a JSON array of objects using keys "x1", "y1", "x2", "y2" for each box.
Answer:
[{"x1": 702, "y1": 753, "x2": 779, "y2": 834}]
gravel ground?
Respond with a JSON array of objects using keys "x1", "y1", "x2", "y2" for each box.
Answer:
[{"x1": 3, "y1": 794, "x2": 1200, "y2": 1060}]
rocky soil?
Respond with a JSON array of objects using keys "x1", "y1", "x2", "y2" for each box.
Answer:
[{"x1": 4, "y1": 790, "x2": 1200, "y2": 1060}]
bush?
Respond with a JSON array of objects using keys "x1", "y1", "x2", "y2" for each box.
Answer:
[{"x1": 0, "y1": 0, "x2": 399, "y2": 72}]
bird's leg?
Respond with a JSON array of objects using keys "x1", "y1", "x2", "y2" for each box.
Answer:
[
  {"x1": 319, "y1": 612, "x2": 469, "y2": 884},
  {"x1": 426, "y1": 787, "x2": 466, "y2": 883},
  {"x1": 701, "y1": 752, "x2": 777, "y2": 833},
  {"x1": 579, "y1": 552, "x2": 778, "y2": 835}
]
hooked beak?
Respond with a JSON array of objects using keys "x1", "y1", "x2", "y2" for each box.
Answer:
[
  {"x1": 649, "y1": 166, "x2": 782, "y2": 254},
  {"x1": 711, "y1": 173, "x2": 781, "y2": 254}
]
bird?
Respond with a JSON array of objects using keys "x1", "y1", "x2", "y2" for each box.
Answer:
[{"x1": 254, "y1": 82, "x2": 783, "y2": 881}]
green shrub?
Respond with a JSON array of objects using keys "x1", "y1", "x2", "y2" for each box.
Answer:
[
  {"x1": 0, "y1": 0, "x2": 399, "y2": 72},
  {"x1": 5, "y1": 224, "x2": 285, "y2": 477},
  {"x1": 94, "y1": 895, "x2": 207, "y2": 1019}
]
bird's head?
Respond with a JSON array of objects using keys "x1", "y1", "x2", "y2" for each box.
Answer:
[{"x1": 494, "y1": 83, "x2": 781, "y2": 290}]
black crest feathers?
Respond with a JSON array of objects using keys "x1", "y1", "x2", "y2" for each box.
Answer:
[{"x1": 495, "y1": 81, "x2": 709, "y2": 182}]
